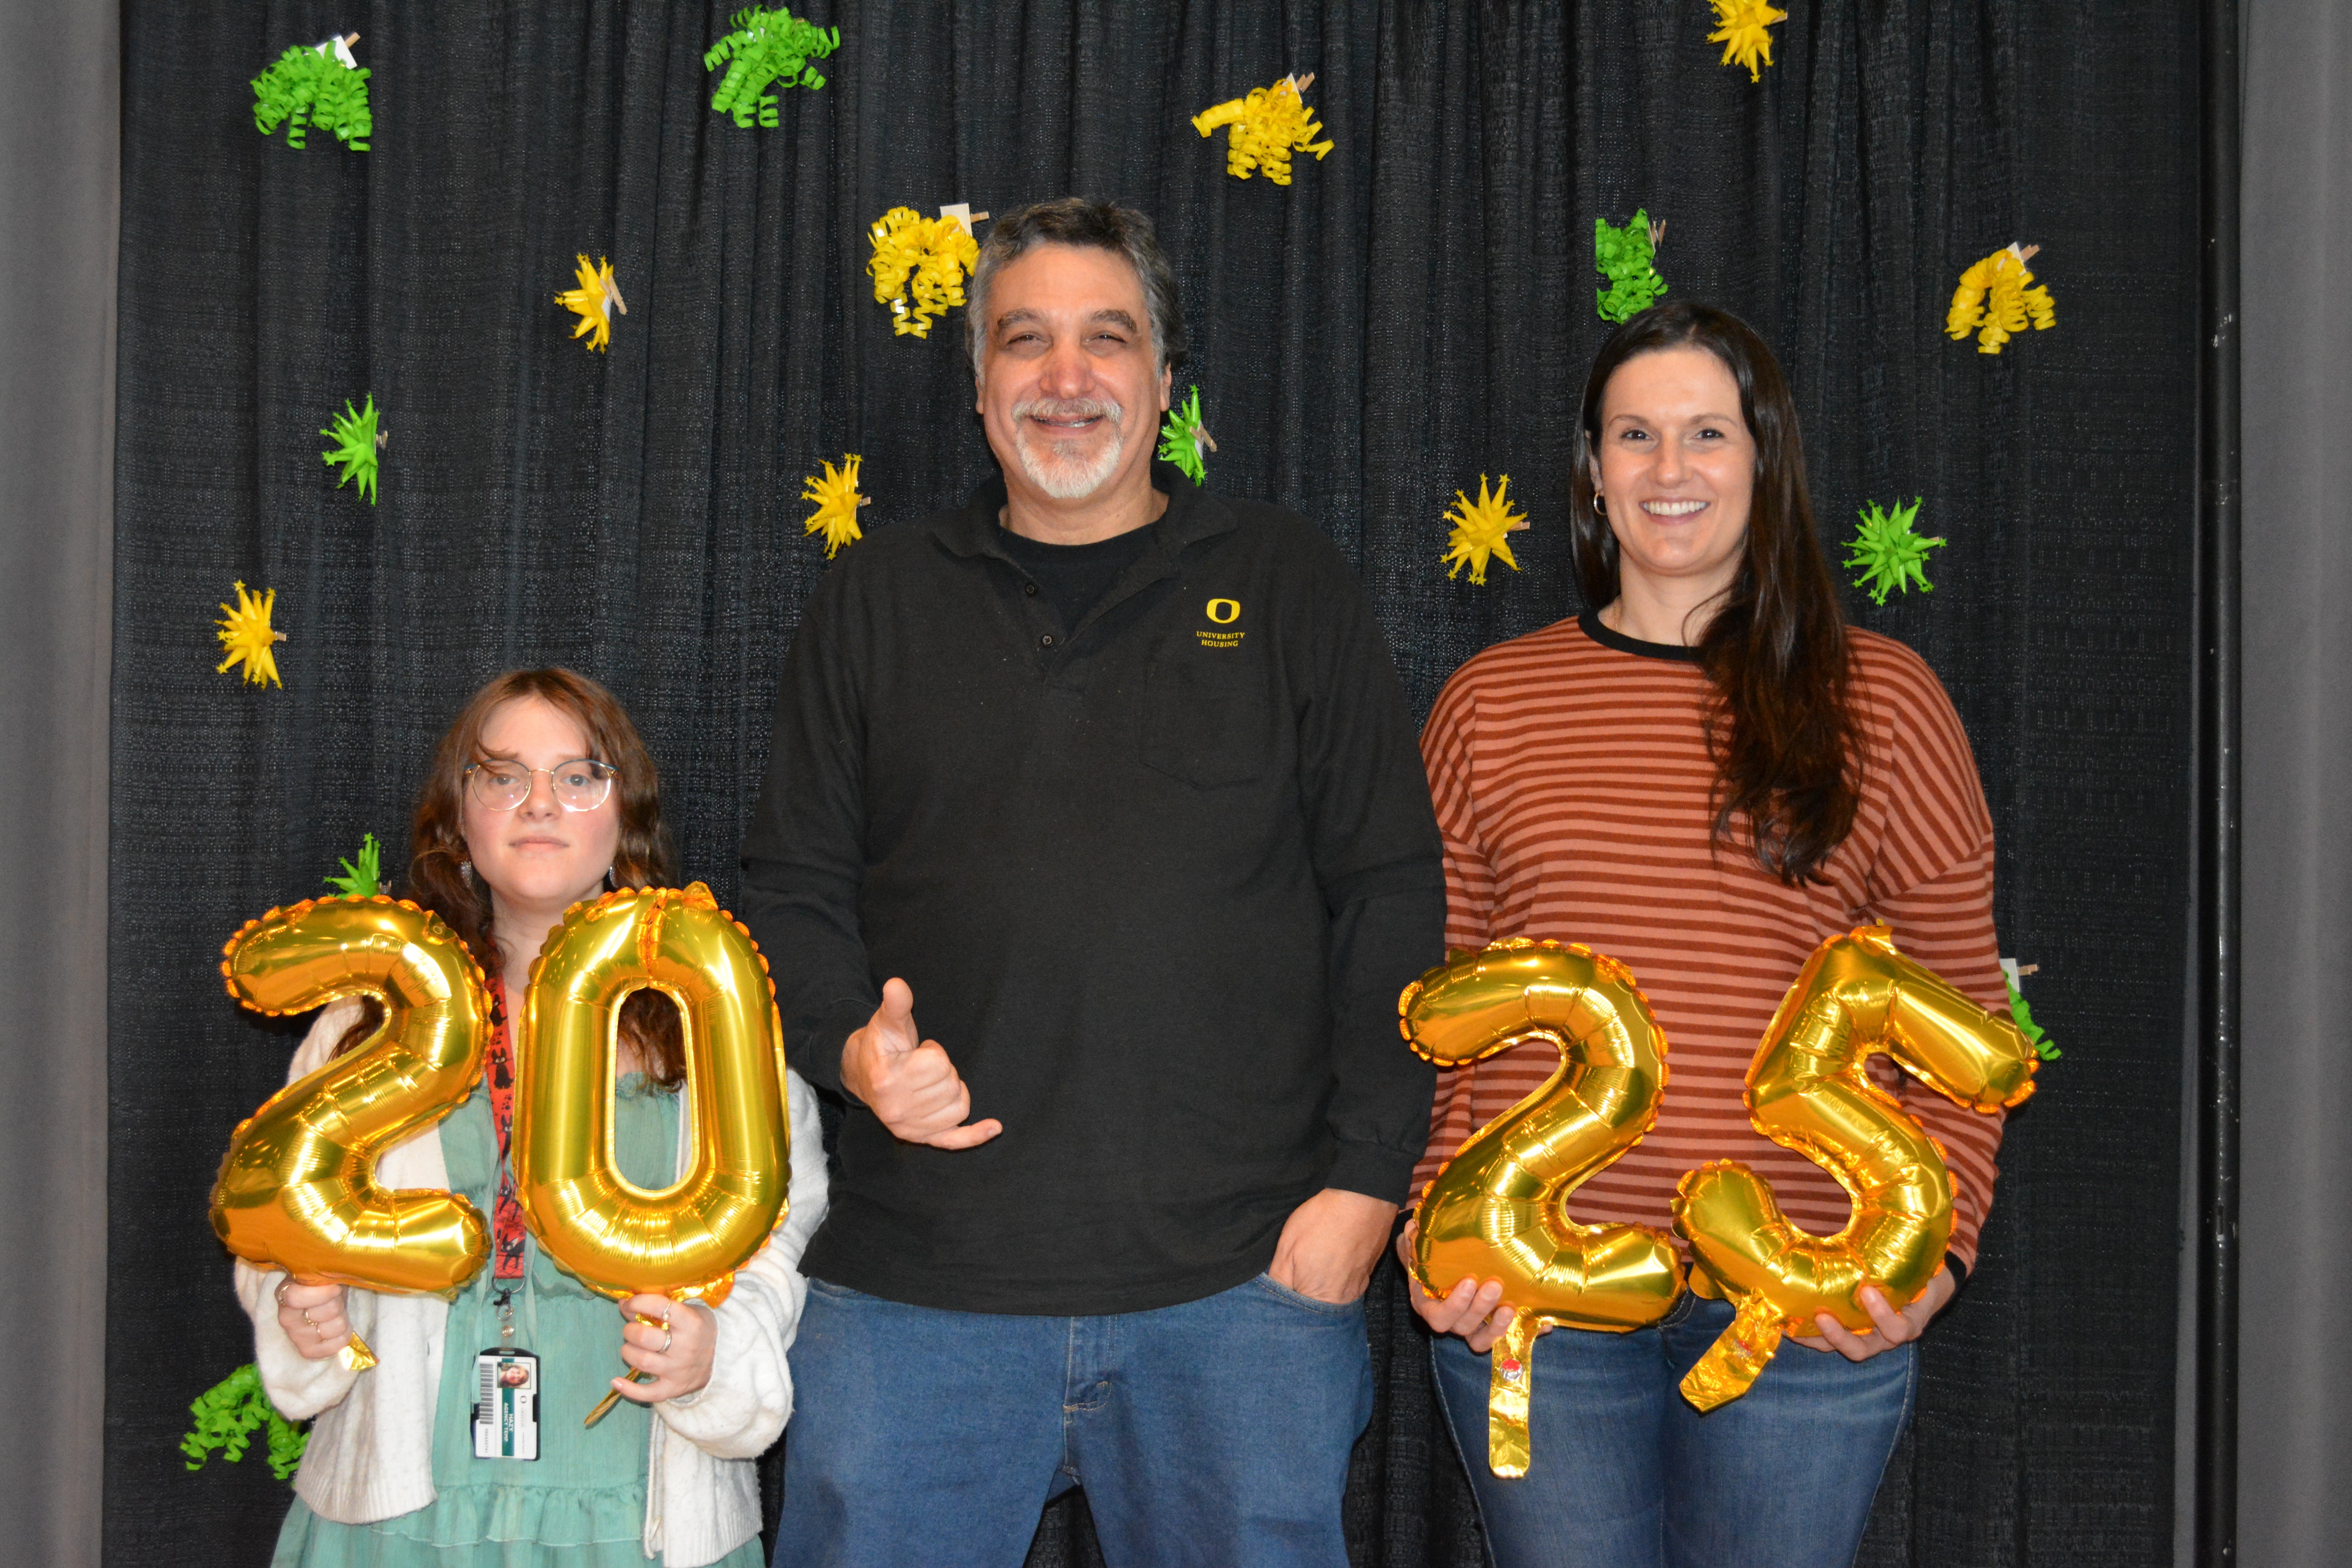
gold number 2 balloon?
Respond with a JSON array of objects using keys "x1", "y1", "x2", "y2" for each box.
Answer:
[
  {"x1": 215, "y1": 895, "x2": 496, "y2": 1370},
  {"x1": 514, "y1": 884, "x2": 789, "y2": 1310},
  {"x1": 1671, "y1": 925, "x2": 2039, "y2": 1411},
  {"x1": 1400, "y1": 938, "x2": 1683, "y2": 1477}
]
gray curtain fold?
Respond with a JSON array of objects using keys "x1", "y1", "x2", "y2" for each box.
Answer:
[
  {"x1": 2239, "y1": 3, "x2": 2352, "y2": 1563},
  {"x1": 0, "y1": 1, "x2": 118, "y2": 1566}
]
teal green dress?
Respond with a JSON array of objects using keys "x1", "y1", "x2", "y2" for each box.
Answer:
[{"x1": 272, "y1": 1075, "x2": 765, "y2": 1567}]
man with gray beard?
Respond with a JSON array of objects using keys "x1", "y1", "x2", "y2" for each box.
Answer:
[{"x1": 741, "y1": 198, "x2": 1443, "y2": 1566}]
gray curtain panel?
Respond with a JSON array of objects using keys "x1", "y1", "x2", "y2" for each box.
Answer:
[
  {"x1": 2241, "y1": 2, "x2": 2352, "y2": 1563},
  {"x1": 108, "y1": 3, "x2": 2196, "y2": 1564},
  {"x1": 0, "y1": 1, "x2": 116, "y2": 1566}
]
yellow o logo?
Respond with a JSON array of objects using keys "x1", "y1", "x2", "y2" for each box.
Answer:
[{"x1": 1206, "y1": 599, "x2": 1241, "y2": 624}]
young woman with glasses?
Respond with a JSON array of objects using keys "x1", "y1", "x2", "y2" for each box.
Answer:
[
  {"x1": 1402, "y1": 302, "x2": 2016, "y2": 1567},
  {"x1": 232, "y1": 667, "x2": 827, "y2": 1568}
]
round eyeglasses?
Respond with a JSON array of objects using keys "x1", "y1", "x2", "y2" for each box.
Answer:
[{"x1": 463, "y1": 758, "x2": 619, "y2": 813}]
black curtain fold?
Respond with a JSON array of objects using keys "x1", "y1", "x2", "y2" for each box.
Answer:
[{"x1": 110, "y1": 3, "x2": 2198, "y2": 1563}]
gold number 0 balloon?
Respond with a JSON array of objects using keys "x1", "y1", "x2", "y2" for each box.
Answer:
[
  {"x1": 1671, "y1": 925, "x2": 2040, "y2": 1411},
  {"x1": 1400, "y1": 938, "x2": 1682, "y2": 1477},
  {"x1": 514, "y1": 884, "x2": 789, "y2": 1309},
  {"x1": 214, "y1": 895, "x2": 496, "y2": 1370}
]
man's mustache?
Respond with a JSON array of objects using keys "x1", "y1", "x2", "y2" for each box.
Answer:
[{"x1": 1011, "y1": 396, "x2": 1125, "y2": 431}]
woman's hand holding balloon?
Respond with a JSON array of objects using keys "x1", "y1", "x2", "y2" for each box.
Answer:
[
  {"x1": 611, "y1": 1294, "x2": 717, "y2": 1404},
  {"x1": 1397, "y1": 1219, "x2": 1542, "y2": 1355},
  {"x1": 274, "y1": 1277, "x2": 353, "y2": 1361},
  {"x1": 1786, "y1": 1270, "x2": 1957, "y2": 1362}
]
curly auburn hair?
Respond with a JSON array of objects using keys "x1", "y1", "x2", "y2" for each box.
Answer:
[{"x1": 334, "y1": 668, "x2": 685, "y2": 1087}]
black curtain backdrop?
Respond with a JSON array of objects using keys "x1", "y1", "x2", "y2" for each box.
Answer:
[{"x1": 109, "y1": 3, "x2": 2198, "y2": 1564}]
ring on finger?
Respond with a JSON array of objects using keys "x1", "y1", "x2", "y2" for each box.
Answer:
[
  {"x1": 659, "y1": 1318, "x2": 673, "y2": 1355},
  {"x1": 301, "y1": 1307, "x2": 317, "y2": 1328}
]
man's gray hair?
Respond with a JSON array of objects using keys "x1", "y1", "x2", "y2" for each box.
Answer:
[{"x1": 965, "y1": 198, "x2": 1189, "y2": 375}]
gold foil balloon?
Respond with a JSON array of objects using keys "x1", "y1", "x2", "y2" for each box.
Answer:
[
  {"x1": 513, "y1": 884, "x2": 789, "y2": 1308},
  {"x1": 1671, "y1": 925, "x2": 2039, "y2": 1412},
  {"x1": 1400, "y1": 938, "x2": 1682, "y2": 1477},
  {"x1": 214, "y1": 895, "x2": 496, "y2": 1370}
]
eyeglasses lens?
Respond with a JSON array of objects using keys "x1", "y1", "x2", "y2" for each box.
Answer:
[{"x1": 467, "y1": 761, "x2": 614, "y2": 812}]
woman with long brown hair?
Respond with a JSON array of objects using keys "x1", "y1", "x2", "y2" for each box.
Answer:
[
  {"x1": 1402, "y1": 302, "x2": 2016, "y2": 1566},
  {"x1": 232, "y1": 668, "x2": 826, "y2": 1568}
]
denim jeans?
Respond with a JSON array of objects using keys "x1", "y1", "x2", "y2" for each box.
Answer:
[
  {"x1": 772, "y1": 1272, "x2": 1376, "y2": 1568},
  {"x1": 1430, "y1": 1294, "x2": 1916, "y2": 1568}
]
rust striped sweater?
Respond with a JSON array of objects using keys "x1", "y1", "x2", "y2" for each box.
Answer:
[{"x1": 1411, "y1": 612, "x2": 2011, "y2": 1269}]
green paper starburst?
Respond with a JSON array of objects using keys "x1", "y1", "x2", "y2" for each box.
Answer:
[
  {"x1": 1844, "y1": 496, "x2": 1945, "y2": 605},
  {"x1": 705, "y1": 6, "x2": 840, "y2": 128},
  {"x1": 325, "y1": 831, "x2": 382, "y2": 898},
  {"x1": 252, "y1": 38, "x2": 373, "y2": 151},
  {"x1": 1156, "y1": 386, "x2": 1216, "y2": 486},
  {"x1": 181, "y1": 1363, "x2": 309, "y2": 1483},
  {"x1": 1595, "y1": 209, "x2": 1669, "y2": 323},
  {"x1": 2006, "y1": 972, "x2": 2061, "y2": 1062},
  {"x1": 321, "y1": 395, "x2": 383, "y2": 505}
]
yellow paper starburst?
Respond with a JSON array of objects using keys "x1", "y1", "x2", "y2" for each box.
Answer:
[
  {"x1": 802, "y1": 454, "x2": 869, "y2": 557},
  {"x1": 1709, "y1": 0, "x2": 1787, "y2": 82},
  {"x1": 215, "y1": 581, "x2": 286, "y2": 688},
  {"x1": 555, "y1": 254, "x2": 627, "y2": 352},
  {"x1": 1947, "y1": 243, "x2": 2056, "y2": 354},
  {"x1": 1191, "y1": 74, "x2": 1333, "y2": 185},
  {"x1": 866, "y1": 208, "x2": 979, "y2": 339},
  {"x1": 1441, "y1": 474, "x2": 1530, "y2": 586}
]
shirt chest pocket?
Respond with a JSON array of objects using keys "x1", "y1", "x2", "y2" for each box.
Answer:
[{"x1": 1139, "y1": 651, "x2": 1272, "y2": 789}]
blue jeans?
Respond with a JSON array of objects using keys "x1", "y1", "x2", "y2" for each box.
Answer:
[
  {"x1": 773, "y1": 1272, "x2": 1375, "y2": 1568},
  {"x1": 1430, "y1": 1295, "x2": 1916, "y2": 1568}
]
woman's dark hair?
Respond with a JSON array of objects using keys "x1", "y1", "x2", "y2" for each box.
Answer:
[
  {"x1": 1570, "y1": 299, "x2": 1860, "y2": 885},
  {"x1": 334, "y1": 668, "x2": 685, "y2": 1087}
]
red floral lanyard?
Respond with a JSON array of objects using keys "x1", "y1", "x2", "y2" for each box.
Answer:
[{"x1": 483, "y1": 986, "x2": 528, "y2": 1285}]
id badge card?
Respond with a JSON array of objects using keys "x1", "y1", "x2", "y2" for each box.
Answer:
[{"x1": 474, "y1": 1348, "x2": 540, "y2": 1460}]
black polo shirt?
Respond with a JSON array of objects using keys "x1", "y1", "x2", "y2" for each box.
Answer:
[{"x1": 739, "y1": 461, "x2": 1445, "y2": 1316}]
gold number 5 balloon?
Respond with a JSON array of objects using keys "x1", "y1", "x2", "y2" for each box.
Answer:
[
  {"x1": 514, "y1": 884, "x2": 789, "y2": 1308},
  {"x1": 1671, "y1": 925, "x2": 2039, "y2": 1411},
  {"x1": 1400, "y1": 938, "x2": 1682, "y2": 1477},
  {"x1": 214, "y1": 895, "x2": 496, "y2": 1370}
]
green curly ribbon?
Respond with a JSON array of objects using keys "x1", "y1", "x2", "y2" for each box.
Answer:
[
  {"x1": 2007, "y1": 974, "x2": 2061, "y2": 1062},
  {"x1": 1595, "y1": 209, "x2": 1668, "y2": 323},
  {"x1": 252, "y1": 43, "x2": 372, "y2": 151},
  {"x1": 705, "y1": 6, "x2": 841, "y2": 128},
  {"x1": 182, "y1": 1363, "x2": 309, "y2": 1483}
]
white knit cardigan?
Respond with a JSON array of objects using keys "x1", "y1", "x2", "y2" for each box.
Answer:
[{"x1": 234, "y1": 1000, "x2": 830, "y2": 1567}]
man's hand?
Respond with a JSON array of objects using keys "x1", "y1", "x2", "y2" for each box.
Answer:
[
  {"x1": 1267, "y1": 1188, "x2": 1397, "y2": 1305},
  {"x1": 838, "y1": 978, "x2": 1002, "y2": 1149},
  {"x1": 1785, "y1": 1269, "x2": 1958, "y2": 1361}
]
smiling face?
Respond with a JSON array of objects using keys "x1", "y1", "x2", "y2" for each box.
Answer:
[
  {"x1": 1590, "y1": 344, "x2": 1757, "y2": 609},
  {"x1": 459, "y1": 695, "x2": 620, "y2": 927},
  {"x1": 975, "y1": 242, "x2": 1172, "y2": 506}
]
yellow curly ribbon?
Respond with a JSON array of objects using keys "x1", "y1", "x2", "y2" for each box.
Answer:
[
  {"x1": 866, "y1": 208, "x2": 979, "y2": 339},
  {"x1": 1192, "y1": 74, "x2": 1333, "y2": 185},
  {"x1": 1947, "y1": 243, "x2": 2056, "y2": 354}
]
